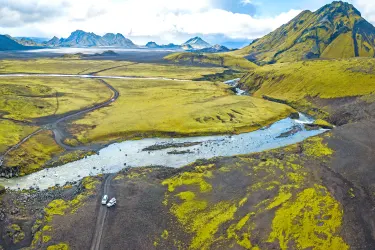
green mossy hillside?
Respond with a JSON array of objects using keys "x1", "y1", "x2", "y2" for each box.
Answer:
[
  {"x1": 231, "y1": 1, "x2": 375, "y2": 64},
  {"x1": 239, "y1": 58, "x2": 375, "y2": 118}
]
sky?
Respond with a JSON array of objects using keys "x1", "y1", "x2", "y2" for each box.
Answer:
[{"x1": 0, "y1": 0, "x2": 374, "y2": 47}]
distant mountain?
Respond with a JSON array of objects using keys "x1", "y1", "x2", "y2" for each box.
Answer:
[
  {"x1": 195, "y1": 44, "x2": 230, "y2": 53},
  {"x1": 146, "y1": 42, "x2": 159, "y2": 48},
  {"x1": 145, "y1": 41, "x2": 181, "y2": 50},
  {"x1": 102, "y1": 33, "x2": 136, "y2": 47},
  {"x1": 182, "y1": 37, "x2": 211, "y2": 49},
  {"x1": 15, "y1": 37, "x2": 49, "y2": 43},
  {"x1": 233, "y1": 1, "x2": 375, "y2": 64},
  {"x1": 0, "y1": 35, "x2": 28, "y2": 50},
  {"x1": 13, "y1": 37, "x2": 41, "y2": 46},
  {"x1": 45, "y1": 36, "x2": 61, "y2": 47},
  {"x1": 181, "y1": 44, "x2": 194, "y2": 50},
  {"x1": 46, "y1": 30, "x2": 137, "y2": 48}
]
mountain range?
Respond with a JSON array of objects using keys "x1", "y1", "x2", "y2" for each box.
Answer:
[
  {"x1": 45, "y1": 30, "x2": 137, "y2": 48},
  {"x1": 182, "y1": 37, "x2": 212, "y2": 49},
  {"x1": 2, "y1": 1, "x2": 375, "y2": 60},
  {"x1": 0, "y1": 29, "x2": 223, "y2": 52},
  {"x1": 232, "y1": 1, "x2": 375, "y2": 64},
  {"x1": 144, "y1": 39, "x2": 229, "y2": 52}
]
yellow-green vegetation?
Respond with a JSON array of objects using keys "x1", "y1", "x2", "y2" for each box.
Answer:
[
  {"x1": 81, "y1": 176, "x2": 101, "y2": 190},
  {"x1": 159, "y1": 134, "x2": 346, "y2": 249},
  {"x1": 31, "y1": 176, "x2": 100, "y2": 249},
  {"x1": 0, "y1": 77, "x2": 112, "y2": 121},
  {"x1": 96, "y1": 62, "x2": 227, "y2": 80},
  {"x1": 231, "y1": 1, "x2": 375, "y2": 64},
  {"x1": 164, "y1": 52, "x2": 257, "y2": 70},
  {"x1": 0, "y1": 58, "x2": 227, "y2": 80},
  {"x1": 303, "y1": 135, "x2": 333, "y2": 158},
  {"x1": 0, "y1": 120, "x2": 37, "y2": 153},
  {"x1": 0, "y1": 58, "x2": 131, "y2": 75},
  {"x1": 68, "y1": 78, "x2": 293, "y2": 144},
  {"x1": 313, "y1": 119, "x2": 334, "y2": 129},
  {"x1": 49, "y1": 150, "x2": 96, "y2": 167},
  {"x1": 268, "y1": 185, "x2": 348, "y2": 250},
  {"x1": 240, "y1": 58, "x2": 375, "y2": 116},
  {"x1": 6, "y1": 224, "x2": 25, "y2": 244},
  {"x1": 5, "y1": 130, "x2": 64, "y2": 175},
  {"x1": 46, "y1": 243, "x2": 70, "y2": 250}
]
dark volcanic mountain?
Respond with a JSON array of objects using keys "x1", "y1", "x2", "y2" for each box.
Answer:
[
  {"x1": 0, "y1": 35, "x2": 28, "y2": 50},
  {"x1": 234, "y1": 1, "x2": 375, "y2": 64},
  {"x1": 47, "y1": 30, "x2": 137, "y2": 48}
]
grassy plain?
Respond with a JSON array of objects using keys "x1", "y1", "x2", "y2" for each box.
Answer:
[
  {"x1": 96, "y1": 62, "x2": 226, "y2": 79},
  {"x1": 0, "y1": 59, "x2": 131, "y2": 75},
  {"x1": 68, "y1": 78, "x2": 294, "y2": 144},
  {"x1": 0, "y1": 77, "x2": 112, "y2": 121},
  {"x1": 0, "y1": 58, "x2": 227, "y2": 80},
  {"x1": 164, "y1": 52, "x2": 257, "y2": 70},
  {"x1": 4, "y1": 130, "x2": 64, "y2": 175},
  {"x1": 0, "y1": 121, "x2": 37, "y2": 153}
]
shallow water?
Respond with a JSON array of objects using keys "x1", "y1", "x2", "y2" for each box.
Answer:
[
  {"x1": 0, "y1": 73, "x2": 189, "y2": 82},
  {"x1": 0, "y1": 116, "x2": 326, "y2": 190}
]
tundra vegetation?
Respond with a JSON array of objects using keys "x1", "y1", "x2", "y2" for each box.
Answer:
[{"x1": 67, "y1": 78, "x2": 293, "y2": 144}]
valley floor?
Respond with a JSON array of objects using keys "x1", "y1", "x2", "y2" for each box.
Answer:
[{"x1": 1, "y1": 55, "x2": 375, "y2": 249}]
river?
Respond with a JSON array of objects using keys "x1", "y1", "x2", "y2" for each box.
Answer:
[
  {"x1": 0, "y1": 115, "x2": 325, "y2": 190},
  {"x1": 0, "y1": 75, "x2": 325, "y2": 190}
]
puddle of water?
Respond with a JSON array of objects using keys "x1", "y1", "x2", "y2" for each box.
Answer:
[{"x1": 0, "y1": 116, "x2": 326, "y2": 190}]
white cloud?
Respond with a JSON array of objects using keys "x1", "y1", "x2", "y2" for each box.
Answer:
[
  {"x1": 352, "y1": 0, "x2": 375, "y2": 23},
  {"x1": 0, "y1": 0, "x2": 301, "y2": 44}
]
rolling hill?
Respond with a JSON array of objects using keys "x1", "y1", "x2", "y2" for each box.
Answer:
[
  {"x1": 232, "y1": 1, "x2": 375, "y2": 64},
  {"x1": 0, "y1": 35, "x2": 28, "y2": 51}
]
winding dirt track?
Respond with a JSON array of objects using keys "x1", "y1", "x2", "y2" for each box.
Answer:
[
  {"x1": 50, "y1": 79, "x2": 119, "y2": 151},
  {"x1": 90, "y1": 174, "x2": 115, "y2": 250},
  {"x1": 0, "y1": 78, "x2": 119, "y2": 163}
]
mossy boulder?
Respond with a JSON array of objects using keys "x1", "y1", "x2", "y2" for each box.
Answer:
[
  {"x1": 0, "y1": 185, "x2": 5, "y2": 194},
  {"x1": 313, "y1": 119, "x2": 334, "y2": 129},
  {"x1": 6, "y1": 224, "x2": 25, "y2": 244}
]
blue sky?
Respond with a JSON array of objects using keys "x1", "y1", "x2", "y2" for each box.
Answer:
[{"x1": 0, "y1": 0, "x2": 374, "y2": 47}]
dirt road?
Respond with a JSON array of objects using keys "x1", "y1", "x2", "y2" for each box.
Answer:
[
  {"x1": 90, "y1": 174, "x2": 115, "y2": 250},
  {"x1": 0, "y1": 78, "x2": 120, "y2": 162}
]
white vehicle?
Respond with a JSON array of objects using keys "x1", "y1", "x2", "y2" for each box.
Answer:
[
  {"x1": 107, "y1": 197, "x2": 117, "y2": 207},
  {"x1": 101, "y1": 195, "x2": 108, "y2": 205}
]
